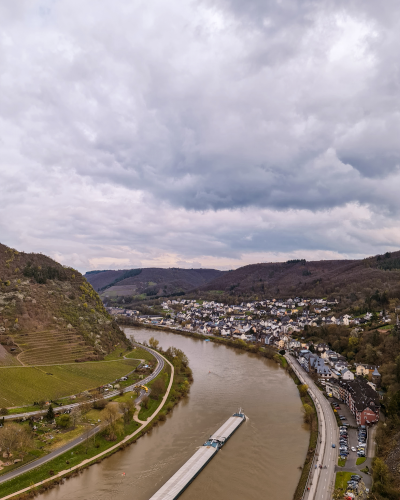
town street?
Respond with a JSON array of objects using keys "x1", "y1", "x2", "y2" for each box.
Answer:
[{"x1": 286, "y1": 354, "x2": 338, "y2": 500}]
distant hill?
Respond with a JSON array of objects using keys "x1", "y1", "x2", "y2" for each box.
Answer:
[
  {"x1": 85, "y1": 267, "x2": 225, "y2": 298},
  {"x1": 0, "y1": 243, "x2": 128, "y2": 366},
  {"x1": 196, "y1": 252, "x2": 400, "y2": 302}
]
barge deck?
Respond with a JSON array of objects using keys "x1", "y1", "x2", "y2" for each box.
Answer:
[{"x1": 149, "y1": 409, "x2": 246, "y2": 500}]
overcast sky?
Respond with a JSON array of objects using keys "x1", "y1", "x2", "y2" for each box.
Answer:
[{"x1": 1, "y1": 1, "x2": 400, "y2": 272}]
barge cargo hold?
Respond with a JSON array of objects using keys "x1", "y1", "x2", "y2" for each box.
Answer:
[{"x1": 149, "y1": 409, "x2": 246, "y2": 500}]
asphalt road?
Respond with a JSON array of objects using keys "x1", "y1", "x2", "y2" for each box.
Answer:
[
  {"x1": 286, "y1": 354, "x2": 338, "y2": 500},
  {"x1": 0, "y1": 344, "x2": 164, "y2": 485}
]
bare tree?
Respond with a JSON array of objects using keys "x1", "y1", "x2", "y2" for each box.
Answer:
[
  {"x1": 149, "y1": 337, "x2": 159, "y2": 350},
  {"x1": 101, "y1": 404, "x2": 121, "y2": 440},
  {"x1": 141, "y1": 395, "x2": 149, "y2": 410},
  {"x1": 70, "y1": 407, "x2": 82, "y2": 429},
  {"x1": 0, "y1": 423, "x2": 33, "y2": 458},
  {"x1": 150, "y1": 378, "x2": 165, "y2": 400},
  {"x1": 298, "y1": 384, "x2": 309, "y2": 397},
  {"x1": 80, "y1": 401, "x2": 93, "y2": 415},
  {"x1": 84, "y1": 424, "x2": 93, "y2": 454},
  {"x1": 303, "y1": 404, "x2": 314, "y2": 425},
  {"x1": 133, "y1": 385, "x2": 142, "y2": 398},
  {"x1": 119, "y1": 400, "x2": 135, "y2": 425}
]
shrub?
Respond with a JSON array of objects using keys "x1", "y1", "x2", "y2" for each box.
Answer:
[
  {"x1": 93, "y1": 398, "x2": 107, "y2": 410},
  {"x1": 56, "y1": 414, "x2": 71, "y2": 428},
  {"x1": 149, "y1": 378, "x2": 165, "y2": 400}
]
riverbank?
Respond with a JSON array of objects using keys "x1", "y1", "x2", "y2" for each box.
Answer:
[
  {"x1": 292, "y1": 381, "x2": 318, "y2": 500},
  {"x1": 0, "y1": 345, "x2": 192, "y2": 500}
]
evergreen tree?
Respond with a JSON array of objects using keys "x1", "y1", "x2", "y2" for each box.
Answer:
[{"x1": 46, "y1": 404, "x2": 55, "y2": 422}]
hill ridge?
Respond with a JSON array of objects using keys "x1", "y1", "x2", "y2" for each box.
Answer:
[
  {"x1": 195, "y1": 251, "x2": 400, "y2": 302},
  {"x1": 85, "y1": 267, "x2": 225, "y2": 298},
  {"x1": 0, "y1": 243, "x2": 127, "y2": 366}
]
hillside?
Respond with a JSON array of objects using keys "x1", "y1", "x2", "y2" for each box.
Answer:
[
  {"x1": 0, "y1": 243, "x2": 128, "y2": 366},
  {"x1": 85, "y1": 267, "x2": 225, "y2": 298},
  {"x1": 196, "y1": 252, "x2": 400, "y2": 303}
]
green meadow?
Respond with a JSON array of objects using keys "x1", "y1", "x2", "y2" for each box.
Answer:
[{"x1": 0, "y1": 359, "x2": 139, "y2": 407}]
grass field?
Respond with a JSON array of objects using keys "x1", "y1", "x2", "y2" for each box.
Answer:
[
  {"x1": 356, "y1": 457, "x2": 366, "y2": 465},
  {"x1": 0, "y1": 359, "x2": 139, "y2": 407},
  {"x1": 125, "y1": 347, "x2": 156, "y2": 362},
  {"x1": 104, "y1": 347, "x2": 127, "y2": 360},
  {"x1": 335, "y1": 471, "x2": 353, "y2": 490}
]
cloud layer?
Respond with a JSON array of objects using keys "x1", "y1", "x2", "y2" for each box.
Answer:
[{"x1": 1, "y1": 0, "x2": 400, "y2": 271}]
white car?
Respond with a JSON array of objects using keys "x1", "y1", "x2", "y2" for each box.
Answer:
[{"x1": 351, "y1": 447, "x2": 356, "y2": 452}]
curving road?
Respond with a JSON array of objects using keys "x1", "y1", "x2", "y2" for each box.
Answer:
[
  {"x1": 286, "y1": 354, "x2": 338, "y2": 500},
  {"x1": 0, "y1": 344, "x2": 163, "y2": 485}
]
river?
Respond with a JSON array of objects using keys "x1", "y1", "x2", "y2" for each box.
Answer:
[{"x1": 39, "y1": 328, "x2": 309, "y2": 500}]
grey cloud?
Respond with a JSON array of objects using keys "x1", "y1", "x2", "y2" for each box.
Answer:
[{"x1": 2, "y1": 0, "x2": 400, "y2": 268}]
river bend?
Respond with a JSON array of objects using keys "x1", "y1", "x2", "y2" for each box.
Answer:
[{"x1": 38, "y1": 328, "x2": 309, "y2": 500}]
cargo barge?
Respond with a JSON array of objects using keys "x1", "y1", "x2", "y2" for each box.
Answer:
[{"x1": 149, "y1": 409, "x2": 246, "y2": 500}]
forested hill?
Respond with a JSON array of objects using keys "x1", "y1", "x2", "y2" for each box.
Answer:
[
  {"x1": 196, "y1": 252, "x2": 400, "y2": 303},
  {"x1": 85, "y1": 267, "x2": 225, "y2": 297},
  {"x1": 0, "y1": 243, "x2": 127, "y2": 365}
]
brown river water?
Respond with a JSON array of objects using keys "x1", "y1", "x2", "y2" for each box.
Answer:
[{"x1": 39, "y1": 328, "x2": 309, "y2": 500}]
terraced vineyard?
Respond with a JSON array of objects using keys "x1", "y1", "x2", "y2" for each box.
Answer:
[
  {"x1": 12, "y1": 330, "x2": 96, "y2": 366},
  {"x1": 0, "y1": 358, "x2": 140, "y2": 407},
  {"x1": 0, "y1": 345, "x2": 20, "y2": 367}
]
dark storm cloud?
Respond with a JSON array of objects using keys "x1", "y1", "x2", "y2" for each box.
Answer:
[{"x1": 1, "y1": 0, "x2": 400, "y2": 269}]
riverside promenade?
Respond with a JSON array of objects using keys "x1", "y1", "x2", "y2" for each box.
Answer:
[{"x1": 286, "y1": 354, "x2": 338, "y2": 500}]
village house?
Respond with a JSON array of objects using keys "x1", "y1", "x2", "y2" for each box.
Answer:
[{"x1": 355, "y1": 364, "x2": 377, "y2": 376}]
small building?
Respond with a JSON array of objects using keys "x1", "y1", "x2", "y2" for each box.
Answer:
[
  {"x1": 371, "y1": 367, "x2": 381, "y2": 388},
  {"x1": 341, "y1": 369, "x2": 355, "y2": 381},
  {"x1": 355, "y1": 364, "x2": 376, "y2": 376}
]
